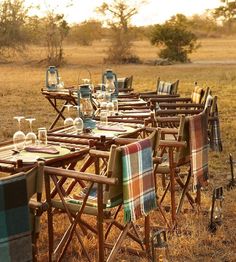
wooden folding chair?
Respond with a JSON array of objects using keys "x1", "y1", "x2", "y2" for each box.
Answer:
[
  {"x1": 140, "y1": 77, "x2": 180, "y2": 100},
  {"x1": 0, "y1": 161, "x2": 47, "y2": 262},
  {"x1": 155, "y1": 110, "x2": 209, "y2": 227},
  {"x1": 44, "y1": 136, "x2": 157, "y2": 261},
  {"x1": 117, "y1": 75, "x2": 134, "y2": 94}
]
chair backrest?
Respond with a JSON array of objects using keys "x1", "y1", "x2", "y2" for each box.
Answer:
[
  {"x1": 156, "y1": 77, "x2": 179, "y2": 95},
  {"x1": 104, "y1": 145, "x2": 123, "y2": 207},
  {"x1": 118, "y1": 76, "x2": 133, "y2": 90},
  {"x1": 0, "y1": 163, "x2": 43, "y2": 262},
  {"x1": 191, "y1": 85, "x2": 205, "y2": 104},
  {"x1": 175, "y1": 115, "x2": 190, "y2": 166},
  {"x1": 124, "y1": 75, "x2": 133, "y2": 89},
  {"x1": 104, "y1": 131, "x2": 159, "y2": 208},
  {"x1": 25, "y1": 161, "x2": 44, "y2": 201}
]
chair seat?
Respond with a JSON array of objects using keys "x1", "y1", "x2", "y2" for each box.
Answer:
[{"x1": 51, "y1": 185, "x2": 122, "y2": 217}]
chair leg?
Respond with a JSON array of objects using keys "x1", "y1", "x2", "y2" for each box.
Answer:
[
  {"x1": 176, "y1": 171, "x2": 194, "y2": 215},
  {"x1": 144, "y1": 216, "x2": 151, "y2": 255},
  {"x1": 106, "y1": 223, "x2": 132, "y2": 262}
]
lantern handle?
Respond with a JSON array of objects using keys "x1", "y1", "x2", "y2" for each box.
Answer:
[{"x1": 77, "y1": 67, "x2": 92, "y2": 86}]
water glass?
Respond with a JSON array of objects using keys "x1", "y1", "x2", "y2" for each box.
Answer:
[
  {"x1": 38, "y1": 127, "x2": 47, "y2": 146},
  {"x1": 100, "y1": 110, "x2": 108, "y2": 125},
  {"x1": 113, "y1": 98, "x2": 118, "y2": 112}
]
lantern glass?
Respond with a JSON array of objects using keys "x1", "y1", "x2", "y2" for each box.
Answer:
[
  {"x1": 209, "y1": 187, "x2": 224, "y2": 225},
  {"x1": 105, "y1": 78, "x2": 115, "y2": 94},
  {"x1": 48, "y1": 71, "x2": 57, "y2": 88},
  {"x1": 80, "y1": 97, "x2": 94, "y2": 118},
  {"x1": 213, "y1": 198, "x2": 223, "y2": 224}
]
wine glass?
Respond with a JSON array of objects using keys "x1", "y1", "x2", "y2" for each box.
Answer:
[
  {"x1": 73, "y1": 106, "x2": 84, "y2": 134},
  {"x1": 13, "y1": 116, "x2": 25, "y2": 151},
  {"x1": 64, "y1": 104, "x2": 74, "y2": 126},
  {"x1": 57, "y1": 77, "x2": 64, "y2": 89},
  {"x1": 25, "y1": 118, "x2": 37, "y2": 145}
]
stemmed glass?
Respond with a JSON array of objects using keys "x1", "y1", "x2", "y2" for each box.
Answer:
[
  {"x1": 13, "y1": 116, "x2": 26, "y2": 151},
  {"x1": 64, "y1": 104, "x2": 74, "y2": 126},
  {"x1": 73, "y1": 106, "x2": 84, "y2": 134},
  {"x1": 25, "y1": 118, "x2": 37, "y2": 145}
]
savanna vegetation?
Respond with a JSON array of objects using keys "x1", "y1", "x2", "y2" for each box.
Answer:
[
  {"x1": 0, "y1": 0, "x2": 236, "y2": 261},
  {"x1": 2, "y1": 0, "x2": 236, "y2": 64}
]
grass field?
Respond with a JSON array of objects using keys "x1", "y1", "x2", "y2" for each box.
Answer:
[{"x1": 0, "y1": 38, "x2": 236, "y2": 261}]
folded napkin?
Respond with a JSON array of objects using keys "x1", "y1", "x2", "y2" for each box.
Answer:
[
  {"x1": 25, "y1": 146, "x2": 59, "y2": 154},
  {"x1": 96, "y1": 125, "x2": 127, "y2": 132}
]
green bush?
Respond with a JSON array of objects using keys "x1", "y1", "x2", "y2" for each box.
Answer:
[{"x1": 150, "y1": 15, "x2": 199, "y2": 63}]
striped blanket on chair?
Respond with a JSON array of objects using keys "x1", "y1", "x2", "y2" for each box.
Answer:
[
  {"x1": 191, "y1": 86, "x2": 204, "y2": 104},
  {"x1": 121, "y1": 139, "x2": 157, "y2": 223},
  {"x1": 189, "y1": 112, "x2": 209, "y2": 190},
  {"x1": 0, "y1": 175, "x2": 32, "y2": 262},
  {"x1": 157, "y1": 81, "x2": 172, "y2": 95}
]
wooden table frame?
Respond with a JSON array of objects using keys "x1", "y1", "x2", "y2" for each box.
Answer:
[{"x1": 41, "y1": 89, "x2": 78, "y2": 130}]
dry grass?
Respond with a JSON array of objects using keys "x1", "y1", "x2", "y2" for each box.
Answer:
[{"x1": 0, "y1": 38, "x2": 236, "y2": 261}]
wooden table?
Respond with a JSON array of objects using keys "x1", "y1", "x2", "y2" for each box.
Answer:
[
  {"x1": 0, "y1": 140, "x2": 89, "y2": 174},
  {"x1": 48, "y1": 123, "x2": 145, "y2": 151},
  {"x1": 41, "y1": 88, "x2": 78, "y2": 130}
]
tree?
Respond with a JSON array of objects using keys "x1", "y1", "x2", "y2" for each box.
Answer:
[
  {"x1": 0, "y1": 0, "x2": 29, "y2": 58},
  {"x1": 210, "y1": 0, "x2": 236, "y2": 33},
  {"x1": 97, "y1": 0, "x2": 145, "y2": 64},
  {"x1": 150, "y1": 14, "x2": 199, "y2": 63},
  {"x1": 68, "y1": 20, "x2": 102, "y2": 46},
  {"x1": 43, "y1": 12, "x2": 69, "y2": 66}
]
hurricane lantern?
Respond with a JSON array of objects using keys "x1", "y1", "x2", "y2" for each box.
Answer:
[
  {"x1": 102, "y1": 69, "x2": 118, "y2": 99},
  {"x1": 46, "y1": 66, "x2": 59, "y2": 90},
  {"x1": 209, "y1": 186, "x2": 224, "y2": 232},
  {"x1": 78, "y1": 84, "x2": 95, "y2": 129},
  {"x1": 151, "y1": 229, "x2": 168, "y2": 262}
]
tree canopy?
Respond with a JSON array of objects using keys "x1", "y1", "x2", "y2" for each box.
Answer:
[
  {"x1": 0, "y1": 0, "x2": 29, "y2": 57},
  {"x1": 150, "y1": 14, "x2": 199, "y2": 63}
]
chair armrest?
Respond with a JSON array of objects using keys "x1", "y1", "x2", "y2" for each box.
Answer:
[
  {"x1": 113, "y1": 138, "x2": 138, "y2": 145},
  {"x1": 153, "y1": 157, "x2": 163, "y2": 164},
  {"x1": 159, "y1": 103, "x2": 204, "y2": 108},
  {"x1": 160, "y1": 128, "x2": 178, "y2": 135},
  {"x1": 89, "y1": 149, "x2": 110, "y2": 158},
  {"x1": 44, "y1": 166, "x2": 118, "y2": 185},
  {"x1": 156, "y1": 109, "x2": 202, "y2": 115},
  {"x1": 159, "y1": 140, "x2": 186, "y2": 148},
  {"x1": 150, "y1": 97, "x2": 191, "y2": 103}
]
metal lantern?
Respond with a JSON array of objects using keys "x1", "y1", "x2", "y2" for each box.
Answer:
[
  {"x1": 209, "y1": 186, "x2": 224, "y2": 232},
  {"x1": 77, "y1": 84, "x2": 96, "y2": 129},
  {"x1": 46, "y1": 66, "x2": 59, "y2": 90},
  {"x1": 102, "y1": 69, "x2": 118, "y2": 99},
  {"x1": 151, "y1": 229, "x2": 168, "y2": 262}
]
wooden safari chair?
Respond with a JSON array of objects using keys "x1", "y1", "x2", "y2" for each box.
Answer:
[
  {"x1": 149, "y1": 84, "x2": 209, "y2": 113},
  {"x1": 0, "y1": 161, "x2": 47, "y2": 262},
  {"x1": 44, "y1": 136, "x2": 157, "y2": 262},
  {"x1": 117, "y1": 75, "x2": 134, "y2": 94},
  {"x1": 155, "y1": 110, "x2": 209, "y2": 227},
  {"x1": 140, "y1": 77, "x2": 180, "y2": 100}
]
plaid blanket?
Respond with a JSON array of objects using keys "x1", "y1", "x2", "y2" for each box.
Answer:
[
  {"x1": 157, "y1": 81, "x2": 172, "y2": 95},
  {"x1": 189, "y1": 112, "x2": 209, "y2": 190},
  {"x1": 0, "y1": 175, "x2": 32, "y2": 262},
  {"x1": 191, "y1": 86, "x2": 204, "y2": 104},
  {"x1": 121, "y1": 139, "x2": 157, "y2": 222},
  {"x1": 210, "y1": 102, "x2": 223, "y2": 152}
]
